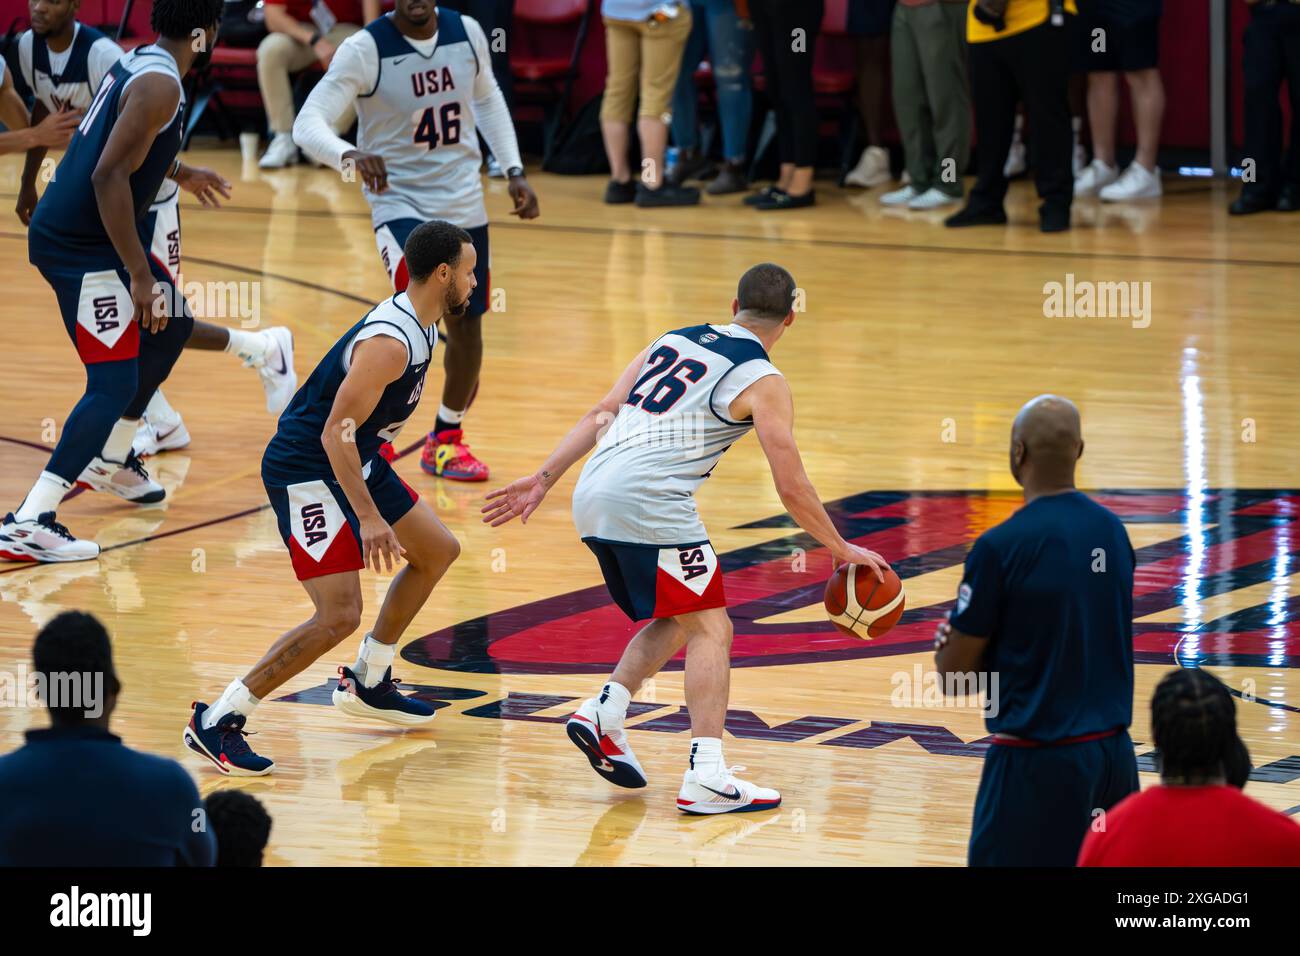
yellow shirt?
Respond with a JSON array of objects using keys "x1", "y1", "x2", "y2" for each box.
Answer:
[{"x1": 967, "y1": 0, "x2": 1077, "y2": 43}]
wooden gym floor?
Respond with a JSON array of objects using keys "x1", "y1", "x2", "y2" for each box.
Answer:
[{"x1": 0, "y1": 151, "x2": 1297, "y2": 865}]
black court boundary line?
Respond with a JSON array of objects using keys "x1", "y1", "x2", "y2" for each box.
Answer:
[{"x1": 5, "y1": 196, "x2": 1300, "y2": 271}]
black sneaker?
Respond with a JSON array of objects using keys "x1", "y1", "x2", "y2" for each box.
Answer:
[
  {"x1": 667, "y1": 148, "x2": 715, "y2": 186},
  {"x1": 332, "y1": 666, "x2": 437, "y2": 726},
  {"x1": 1277, "y1": 184, "x2": 1300, "y2": 212},
  {"x1": 604, "y1": 179, "x2": 636, "y2": 204},
  {"x1": 755, "y1": 189, "x2": 815, "y2": 211},
  {"x1": 707, "y1": 161, "x2": 749, "y2": 195},
  {"x1": 743, "y1": 185, "x2": 784, "y2": 206},
  {"x1": 635, "y1": 182, "x2": 701, "y2": 207},
  {"x1": 1039, "y1": 204, "x2": 1071, "y2": 233},
  {"x1": 1228, "y1": 192, "x2": 1276, "y2": 216},
  {"x1": 944, "y1": 204, "x2": 1008, "y2": 228}
]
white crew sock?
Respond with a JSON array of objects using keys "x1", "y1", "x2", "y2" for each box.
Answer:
[
  {"x1": 436, "y1": 404, "x2": 466, "y2": 427},
  {"x1": 202, "y1": 678, "x2": 260, "y2": 730},
  {"x1": 102, "y1": 418, "x2": 139, "y2": 462},
  {"x1": 353, "y1": 634, "x2": 396, "y2": 688},
  {"x1": 225, "y1": 328, "x2": 268, "y2": 367},
  {"x1": 145, "y1": 389, "x2": 180, "y2": 425},
  {"x1": 596, "y1": 680, "x2": 631, "y2": 723},
  {"x1": 15, "y1": 471, "x2": 72, "y2": 522},
  {"x1": 689, "y1": 736, "x2": 724, "y2": 780}
]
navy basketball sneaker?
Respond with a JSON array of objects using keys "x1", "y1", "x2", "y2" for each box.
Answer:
[
  {"x1": 332, "y1": 666, "x2": 437, "y2": 726},
  {"x1": 183, "y1": 702, "x2": 274, "y2": 776}
]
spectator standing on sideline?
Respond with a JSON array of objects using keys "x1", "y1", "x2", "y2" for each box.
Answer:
[
  {"x1": 0, "y1": 611, "x2": 216, "y2": 866},
  {"x1": 945, "y1": 0, "x2": 1077, "y2": 232},
  {"x1": 935, "y1": 395, "x2": 1139, "y2": 866},
  {"x1": 1079, "y1": 669, "x2": 1300, "y2": 866},
  {"x1": 206, "y1": 790, "x2": 274, "y2": 866},
  {"x1": 747, "y1": 0, "x2": 825, "y2": 210},
  {"x1": 1230, "y1": 0, "x2": 1300, "y2": 215},
  {"x1": 844, "y1": 0, "x2": 896, "y2": 189},
  {"x1": 879, "y1": 0, "x2": 970, "y2": 209},
  {"x1": 258, "y1": 0, "x2": 379, "y2": 168},
  {"x1": 442, "y1": 0, "x2": 517, "y2": 177},
  {"x1": 667, "y1": 0, "x2": 756, "y2": 196},
  {"x1": 601, "y1": 0, "x2": 699, "y2": 206},
  {"x1": 1072, "y1": 0, "x2": 1165, "y2": 201}
]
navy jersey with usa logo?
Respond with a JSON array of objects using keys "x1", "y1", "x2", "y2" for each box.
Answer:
[
  {"x1": 265, "y1": 292, "x2": 437, "y2": 477},
  {"x1": 27, "y1": 44, "x2": 184, "y2": 269}
]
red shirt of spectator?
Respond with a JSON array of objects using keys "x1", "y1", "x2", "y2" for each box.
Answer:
[
  {"x1": 1078, "y1": 785, "x2": 1300, "y2": 867},
  {"x1": 264, "y1": 0, "x2": 368, "y2": 27}
]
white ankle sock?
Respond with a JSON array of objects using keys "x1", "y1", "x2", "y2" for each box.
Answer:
[
  {"x1": 436, "y1": 404, "x2": 466, "y2": 426},
  {"x1": 145, "y1": 389, "x2": 179, "y2": 424},
  {"x1": 353, "y1": 634, "x2": 395, "y2": 688},
  {"x1": 226, "y1": 328, "x2": 268, "y2": 367},
  {"x1": 203, "y1": 678, "x2": 260, "y2": 730},
  {"x1": 15, "y1": 471, "x2": 71, "y2": 522},
  {"x1": 102, "y1": 418, "x2": 139, "y2": 462},
  {"x1": 689, "y1": 736, "x2": 724, "y2": 779},
  {"x1": 597, "y1": 681, "x2": 631, "y2": 722}
]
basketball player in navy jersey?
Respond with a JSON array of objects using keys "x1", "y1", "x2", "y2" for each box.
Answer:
[
  {"x1": 935, "y1": 394, "x2": 1139, "y2": 865},
  {"x1": 11, "y1": 0, "x2": 298, "y2": 457},
  {"x1": 293, "y1": 0, "x2": 539, "y2": 483},
  {"x1": 184, "y1": 221, "x2": 470, "y2": 776},
  {"x1": 0, "y1": 0, "x2": 227, "y2": 564}
]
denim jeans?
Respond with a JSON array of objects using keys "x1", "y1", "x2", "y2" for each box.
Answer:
[{"x1": 670, "y1": 0, "x2": 755, "y2": 161}]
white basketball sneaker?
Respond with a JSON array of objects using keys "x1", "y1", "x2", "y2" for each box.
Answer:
[
  {"x1": 77, "y1": 452, "x2": 166, "y2": 504},
  {"x1": 0, "y1": 512, "x2": 100, "y2": 563},
  {"x1": 845, "y1": 145, "x2": 891, "y2": 188},
  {"x1": 133, "y1": 414, "x2": 191, "y2": 457},
  {"x1": 566, "y1": 697, "x2": 647, "y2": 789},
  {"x1": 879, "y1": 184, "x2": 919, "y2": 207},
  {"x1": 1074, "y1": 158, "x2": 1119, "y2": 198},
  {"x1": 677, "y1": 765, "x2": 781, "y2": 815},
  {"x1": 253, "y1": 326, "x2": 297, "y2": 414}
]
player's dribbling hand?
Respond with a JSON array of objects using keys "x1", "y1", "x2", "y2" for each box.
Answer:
[
  {"x1": 130, "y1": 267, "x2": 166, "y2": 333},
  {"x1": 835, "y1": 544, "x2": 890, "y2": 583},
  {"x1": 933, "y1": 620, "x2": 952, "y2": 651},
  {"x1": 343, "y1": 150, "x2": 388, "y2": 194},
  {"x1": 507, "y1": 177, "x2": 539, "y2": 220},
  {"x1": 176, "y1": 165, "x2": 232, "y2": 208},
  {"x1": 360, "y1": 515, "x2": 405, "y2": 572},
  {"x1": 481, "y1": 474, "x2": 547, "y2": 527}
]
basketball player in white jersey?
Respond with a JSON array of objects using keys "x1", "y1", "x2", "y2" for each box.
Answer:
[
  {"x1": 0, "y1": 54, "x2": 81, "y2": 153},
  {"x1": 483, "y1": 264, "x2": 892, "y2": 814},
  {"x1": 293, "y1": 0, "x2": 538, "y2": 483},
  {"x1": 11, "y1": 0, "x2": 297, "y2": 463}
]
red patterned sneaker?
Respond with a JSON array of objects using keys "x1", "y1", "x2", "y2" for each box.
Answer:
[
  {"x1": 378, "y1": 442, "x2": 398, "y2": 462},
  {"x1": 420, "y1": 428, "x2": 488, "y2": 481}
]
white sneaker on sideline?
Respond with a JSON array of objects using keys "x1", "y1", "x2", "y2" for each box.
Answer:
[
  {"x1": 77, "y1": 453, "x2": 165, "y2": 504},
  {"x1": 845, "y1": 145, "x2": 890, "y2": 188},
  {"x1": 880, "y1": 184, "x2": 919, "y2": 207},
  {"x1": 566, "y1": 697, "x2": 647, "y2": 789},
  {"x1": 259, "y1": 133, "x2": 299, "y2": 169},
  {"x1": 1003, "y1": 140, "x2": 1027, "y2": 178},
  {"x1": 908, "y1": 187, "x2": 961, "y2": 210},
  {"x1": 251, "y1": 327, "x2": 297, "y2": 414},
  {"x1": 133, "y1": 415, "x2": 191, "y2": 457},
  {"x1": 677, "y1": 765, "x2": 781, "y2": 815},
  {"x1": 1099, "y1": 162, "x2": 1162, "y2": 201},
  {"x1": 0, "y1": 512, "x2": 100, "y2": 563},
  {"x1": 1074, "y1": 158, "x2": 1119, "y2": 198}
]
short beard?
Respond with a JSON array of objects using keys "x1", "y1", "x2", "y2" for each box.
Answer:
[{"x1": 446, "y1": 293, "x2": 469, "y2": 317}]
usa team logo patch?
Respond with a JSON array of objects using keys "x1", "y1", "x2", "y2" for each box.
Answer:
[
  {"x1": 74, "y1": 270, "x2": 137, "y2": 362},
  {"x1": 401, "y1": 489, "x2": 1300, "y2": 674}
]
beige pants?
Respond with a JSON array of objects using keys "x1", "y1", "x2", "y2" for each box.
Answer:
[
  {"x1": 600, "y1": 11, "x2": 694, "y2": 124},
  {"x1": 257, "y1": 23, "x2": 360, "y2": 134}
]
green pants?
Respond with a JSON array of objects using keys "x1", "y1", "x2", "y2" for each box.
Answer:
[{"x1": 890, "y1": 2, "x2": 971, "y2": 197}]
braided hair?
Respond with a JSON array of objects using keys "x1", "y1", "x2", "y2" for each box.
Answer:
[{"x1": 1151, "y1": 668, "x2": 1248, "y2": 786}]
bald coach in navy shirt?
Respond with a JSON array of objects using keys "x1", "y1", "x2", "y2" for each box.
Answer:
[
  {"x1": 0, "y1": 611, "x2": 215, "y2": 867},
  {"x1": 935, "y1": 395, "x2": 1139, "y2": 866}
]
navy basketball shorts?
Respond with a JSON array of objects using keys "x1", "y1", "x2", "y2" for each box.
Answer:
[
  {"x1": 968, "y1": 728, "x2": 1139, "y2": 866},
  {"x1": 583, "y1": 538, "x2": 726, "y2": 622},
  {"x1": 374, "y1": 219, "x2": 490, "y2": 316},
  {"x1": 263, "y1": 454, "x2": 419, "y2": 581}
]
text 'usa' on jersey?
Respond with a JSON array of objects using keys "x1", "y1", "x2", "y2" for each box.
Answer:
[
  {"x1": 27, "y1": 45, "x2": 184, "y2": 269},
  {"x1": 264, "y1": 292, "x2": 437, "y2": 478}
]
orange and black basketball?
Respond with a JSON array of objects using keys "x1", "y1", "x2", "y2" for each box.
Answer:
[{"x1": 824, "y1": 563, "x2": 906, "y2": 640}]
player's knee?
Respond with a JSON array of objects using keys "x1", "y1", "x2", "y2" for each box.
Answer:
[
  {"x1": 318, "y1": 601, "x2": 363, "y2": 644},
  {"x1": 85, "y1": 359, "x2": 139, "y2": 410},
  {"x1": 411, "y1": 527, "x2": 460, "y2": 574}
]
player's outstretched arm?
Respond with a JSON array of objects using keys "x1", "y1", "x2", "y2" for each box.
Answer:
[
  {"x1": 481, "y1": 346, "x2": 650, "y2": 527},
  {"x1": 741, "y1": 374, "x2": 889, "y2": 581},
  {"x1": 322, "y1": 335, "x2": 409, "y2": 572}
]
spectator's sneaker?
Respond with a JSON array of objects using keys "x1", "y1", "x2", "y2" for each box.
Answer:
[
  {"x1": 1099, "y1": 162, "x2": 1162, "y2": 202},
  {"x1": 604, "y1": 179, "x2": 636, "y2": 204},
  {"x1": 944, "y1": 204, "x2": 1007, "y2": 228},
  {"x1": 1277, "y1": 183, "x2": 1300, "y2": 212},
  {"x1": 677, "y1": 766, "x2": 781, "y2": 815},
  {"x1": 706, "y1": 161, "x2": 748, "y2": 195},
  {"x1": 183, "y1": 702, "x2": 274, "y2": 776},
  {"x1": 251, "y1": 326, "x2": 297, "y2": 414},
  {"x1": 0, "y1": 512, "x2": 99, "y2": 563},
  {"x1": 77, "y1": 452, "x2": 166, "y2": 504},
  {"x1": 1229, "y1": 192, "x2": 1277, "y2": 216},
  {"x1": 1074, "y1": 158, "x2": 1118, "y2": 198},
  {"x1": 1003, "y1": 139, "x2": 1027, "y2": 178},
  {"x1": 332, "y1": 666, "x2": 437, "y2": 726},
  {"x1": 879, "y1": 184, "x2": 919, "y2": 207},
  {"x1": 636, "y1": 182, "x2": 701, "y2": 207},
  {"x1": 420, "y1": 428, "x2": 489, "y2": 481},
  {"x1": 755, "y1": 189, "x2": 814, "y2": 211},
  {"x1": 845, "y1": 144, "x2": 890, "y2": 188},
  {"x1": 378, "y1": 442, "x2": 398, "y2": 462},
  {"x1": 907, "y1": 187, "x2": 961, "y2": 210},
  {"x1": 668, "y1": 148, "x2": 715, "y2": 186},
  {"x1": 743, "y1": 185, "x2": 784, "y2": 206},
  {"x1": 258, "y1": 132, "x2": 299, "y2": 169},
  {"x1": 566, "y1": 697, "x2": 647, "y2": 789},
  {"x1": 133, "y1": 414, "x2": 191, "y2": 457},
  {"x1": 1040, "y1": 204, "x2": 1072, "y2": 233}
]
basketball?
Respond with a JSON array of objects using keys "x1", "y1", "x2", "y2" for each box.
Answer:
[{"x1": 825, "y1": 563, "x2": 906, "y2": 640}]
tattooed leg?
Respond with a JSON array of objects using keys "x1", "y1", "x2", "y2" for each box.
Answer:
[{"x1": 242, "y1": 571, "x2": 364, "y2": 698}]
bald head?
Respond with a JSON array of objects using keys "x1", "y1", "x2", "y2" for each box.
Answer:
[{"x1": 1009, "y1": 395, "x2": 1083, "y2": 491}]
